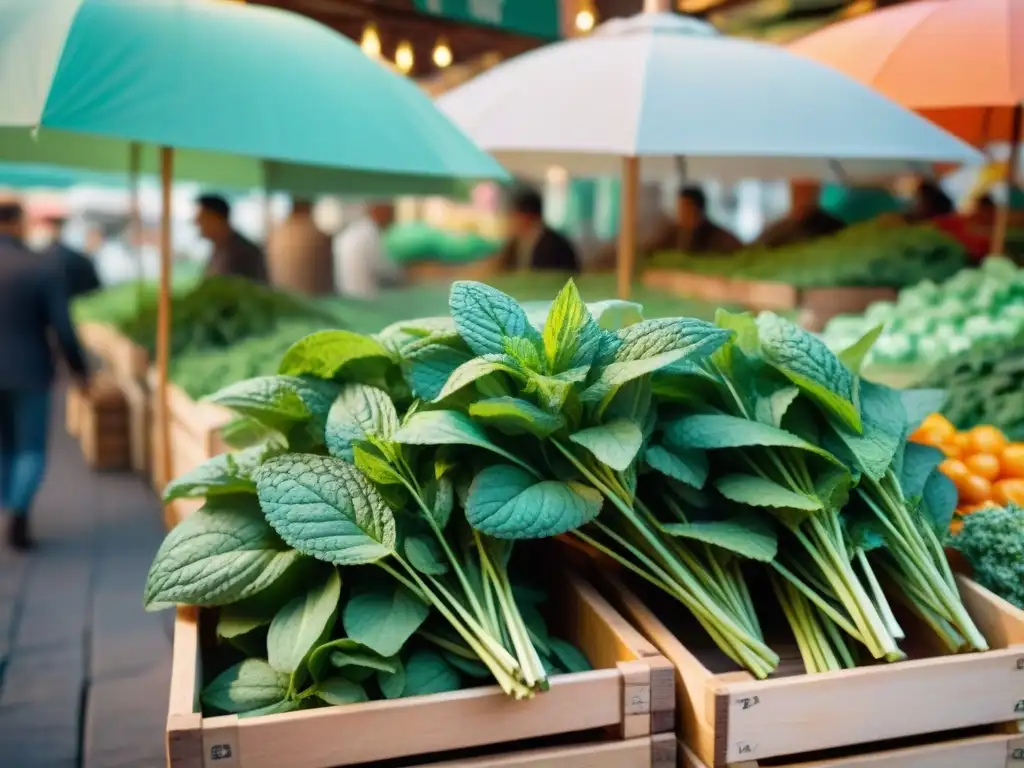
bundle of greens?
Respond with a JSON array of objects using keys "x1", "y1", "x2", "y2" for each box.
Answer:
[{"x1": 145, "y1": 278, "x2": 989, "y2": 706}]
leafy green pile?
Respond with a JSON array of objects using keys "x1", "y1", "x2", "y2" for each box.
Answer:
[
  {"x1": 946, "y1": 504, "x2": 1024, "y2": 610},
  {"x1": 917, "y1": 330, "x2": 1024, "y2": 440},
  {"x1": 648, "y1": 221, "x2": 966, "y2": 289},
  {"x1": 72, "y1": 272, "x2": 200, "y2": 327},
  {"x1": 145, "y1": 278, "x2": 988, "y2": 701},
  {"x1": 384, "y1": 222, "x2": 501, "y2": 265},
  {"x1": 823, "y1": 256, "x2": 1024, "y2": 368}
]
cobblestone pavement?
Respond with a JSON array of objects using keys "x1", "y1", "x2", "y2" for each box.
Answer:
[{"x1": 0, "y1": 392, "x2": 170, "y2": 767}]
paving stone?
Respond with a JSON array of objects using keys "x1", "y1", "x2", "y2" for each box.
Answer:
[
  {"x1": 83, "y1": 662, "x2": 171, "y2": 768},
  {"x1": 0, "y1": 699, "x2": 80, "y2": 767}
]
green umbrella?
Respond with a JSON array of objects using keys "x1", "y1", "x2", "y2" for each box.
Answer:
[
  {"x1": 0, "y1": 0, "x2": 508, "y2": 500},
  {"x1": 0, "y1": 161, "x2": 123, "y2": 190}
]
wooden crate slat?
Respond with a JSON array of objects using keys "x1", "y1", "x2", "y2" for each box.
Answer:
[
  {"x1": 602, "y1": 573, "x2": 1024, "y2": 768},
  {"x1": 425, "y1": 732, "x2": 676, "y2": 768},
  {"x1": 78, "y1": 322, "x2": 149, "y2": 379},
  {"x1": 166, "y1": 572, "x2": 675, "y2": 768},
  {"x1": 680, "y1": 730, "x2": 1022, "y2": 768}
]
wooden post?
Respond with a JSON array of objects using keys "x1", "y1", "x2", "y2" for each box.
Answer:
[
  {"x1": 263, "y1": 186, "x2": 274, "y2": 246},
  {"x1": 157, "y1": 147, "x2": 175, "y2": 527},
  {"x1": 617, "y1": 156, "x2": 640, "y2": 300},
  {"x1": 992, "y1": 104, "x2": 1022, "y2": 255},
  {"x1": 643, "y1": 0, "x2": 672, "y2": 11}
]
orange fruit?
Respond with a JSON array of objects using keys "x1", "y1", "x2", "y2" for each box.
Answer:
[
  {"x1": 921, "y1": 413, "x2": 956, "y2": 441},
  {"x1": 999, "y1": 444, "x2": 1024, "y2": 479},
  {"x1": 955, "y1": 474, "x2": 993, "y2": 505},
  {"x1": 952, "y1": 432, "x2": 973, "y2": 453},
  {"x1": 992, "y1": 478, "x2": 1024, "y2": 506},
  {"x1": 950, "y1": 519, "x2": 964, "y2": 534},
  {"x1": 939, "y1": 442, "x2": 963, "y2": 459},
  {"x1": 911, "y1": 427, "x2": 944, "y2": 447},
  {"x1": 965, "y1": 453, "x2": 1001, "y2": 482},
  {"x1": 968, "y1": 425, "x2": 1009, "y2": 455},
  {"x1": 939, "y1": 458, "x2": 970, "y2": 484},
  {"x1": 960, "y1": 501, "x2": 997, "y2": 515}
]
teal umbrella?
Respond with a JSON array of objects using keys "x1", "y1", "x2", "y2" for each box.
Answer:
[
  {"x1": 0, "y1": 0, "x2": 508, "y2": 496},
  {"x1": 0, "y1": 162, "x2": 122, "y2": 190}
]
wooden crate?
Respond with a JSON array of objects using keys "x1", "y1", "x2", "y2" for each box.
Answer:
[
  {"x1": 77, "y1": 375, "x2": 132, "y2": 472},
  {"x1": 167, "y1": 573, "x2": 677, "y2": 768},
  {"x1": 740, "y1": 280, "x2": 798, "y2": 312},
  {"x1": 602, "y1": 574, "x2": 1024, "y2": 768},
  {"x1": 148, "y1": 370, "x2": 233, "y2": 525},
  {"x1": 642, "y1": 270, "x2": 734, "y2": 305},
  {"x1": 405, "y1": 256, "x2": 502, "y2": 284},
  {"x1": 678, "y1": 730, "x2": 1023, "y2": 768},
  {"x1": 78, "y1": 322, "x2": 149, "y2": 380},
  {"x1": 797, "y1": 286, "x2": 899, "y2": 332}
]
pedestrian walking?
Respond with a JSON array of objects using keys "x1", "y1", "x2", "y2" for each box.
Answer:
[
  {"x1": 43, "y1": 215, "x2": 102, "y2": 298},
  {"x1": 0, "y1": 200, "x2": 90, "y2": 551}
]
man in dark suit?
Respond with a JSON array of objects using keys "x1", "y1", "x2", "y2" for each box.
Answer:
[
  {"x1": 499, "y1": 187, "x2": 580, "y2": 273},
  {"x1": 44, "y1": 216, "x2": 102, "y2": 298},
  {"x1": 195, "y1": 194, "x2": 268, "y2": 283},
  {"x1": 0, "y1": 201, "x2": 90, "y2": 550}
]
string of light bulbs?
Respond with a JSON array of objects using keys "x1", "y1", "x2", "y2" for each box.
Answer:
[{"x1": 359, "y1": 23, "x2": 454, "y2": 73}]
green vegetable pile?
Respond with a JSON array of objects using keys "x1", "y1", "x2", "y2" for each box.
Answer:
[
  {"x1": 72, "y1": 272, "x2": 200, "y2": 327},
  {"x1": 648, "y1": 221, "x2": 966, "y2": 289},
  {"x1": 823, "y1": 257, "x2": 1024, "y2": 368},
  {"x1": 918, "y1": 330, "x2": 1024, "y2": 440},
  {"x1": 946, "y1": 504, "x2": 1023, "y2": 610},
  {"x1": 384, "y1": 222, "x2": 501, "y2": 265},
  {"x1": 145, "y1": 278, "x2": 989, "y2": 711}
]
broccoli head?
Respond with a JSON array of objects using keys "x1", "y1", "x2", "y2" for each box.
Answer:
[{"x1": 947, "y1": 503, "x2": 1024, "y2": 610}]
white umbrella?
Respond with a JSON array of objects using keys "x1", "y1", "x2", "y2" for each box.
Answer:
[{"x1": 436, "y1": 9, "x2": 982, "y2": 297}]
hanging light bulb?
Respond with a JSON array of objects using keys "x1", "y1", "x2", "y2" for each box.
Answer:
[
  {"x1": 360, "y1": 23, "x2": 381, "y2": 58},
  {"x1": 395, "y1": 40, "x2": 415, "y2": 74},
  {"x1": 432, "y1": 38, "x2": 453, "y2": 68},
  {"x1": 575, "y1": 1, "x2": 596, "y2": 32}
]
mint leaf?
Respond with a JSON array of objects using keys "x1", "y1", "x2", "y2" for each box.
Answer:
[
  {"x1": 466, "y1": 464, "x2": 602, "y2": 539},
  {"x1": 543, "y1": 280, "x2": 603, "y2": 372},
  {"x1": 754, "y1": 384, "x2": 801, "y2": 429},
  {"x1": 468, "y1": 397, "x2": 566, "y2": 438},
  {"x1": 613, "y1": 318, "x2": 731, "y2": 365},
  {"x1": 377, "y1": 657, "x2": 406, "y2": 699},
  {"x1": 278, "y1": 330, "x2": 391, "y2": 379},
  {"x1": 343, "y1": 582, "x2": 430, "y2": 657},
  {"x1": 827, "y1": 380, "x2": 906, "y2": 481},
  {"x1": 325, "y1": 383, "x2": 399, "y2": 461},
  {"x1": 144, "y1": 506, "x2": 292, "y2": 609},
  {"x1": 256, "y1": 454, "x2": 396, "y2": 565},
  {"x1": 644, "y1": 444, "x2": 708, "y2": 489},
  {"x1": 405, "y1": 345, "x2": 473, "y2": 401},
  {"x1": 661, "y1": 515, "x2": 778, "y2": 562},
  {"x1": 921, "y1": 469, "x2": 958, "y2": 536},
  {"x1": 569, "y1": 420, "x2": 643, "y2": 471},
  {"x1": 308, "y1": 638, "x2": 389, "y2": 682},
  {"x1": 435, "y1": 354, "x2": 523, "y2": 402},
  {"x1": 838, "y1": 324, "x2": 884, "y2": 374},
  {"x1": 403, "y1": 649, "x2": 461, "y2": 696},
  {"x1": 899, "y1": 442, "x2": 945, "y2": 499},
  {"x1": 201, "y1": 659, "x2": 289, "y2": 715},
  {"x1": 352, "y1": 445, "x2": 404, "y2": 485},
  {"x1": 504, "y1": 336, "x2": 544, "y2": 371},
  {"x1": 330, "y1": 648, "x2": 397, "y2": 675},
  {"x1": 547, "y1": 638, "x2": 592, "y2": 673},
  {"x1": 207, "y1": 375, "x2": 311, "y2": 430},
  {"x1": 163, "y1": 453, "x2": 257, "y2": 501},
  {"x1": 404, "y1": 534, "x2": 448, "y2": 575},
  {"x1": 450, "y1": 281, "x2": 539, "y2": 356},
  {"x1": 395, "y1": 410, "x2": 536, "y2": 475},
  {"x1": 715, "y1": 474, "x2": 823, "y2": 511},
  {"x1": 756, "y1": 312, "x2": 861, "y2": 432},
  {"x1": 666, "y1": 413, "x2": 841, "y2": 465},
  {"x1": 316, "y1": 677, "x2": 368, "y2": 706},
  {"x1": 587, "y1": 300, "x2": 644, "y2": 330},
  {"x1": 267, "y1": 569, "x2": 342, "y2": 675}
]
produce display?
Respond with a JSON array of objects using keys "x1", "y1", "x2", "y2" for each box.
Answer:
[
  {"x1": 945, "y1": 503, "x2": 1023, "y2": 610},
  {"x1": 917, "y1": 330, "x2": 1024, "y2": 440},
  {"x1": 648, "y1": 221, "x2": 967, "y2": 289},
  {"x1": 384, "y1": 222, "x2": 501, "y2": 265},
  {"x1": 145, "y1": 278, "x2": 986, "y2": 713},
  {"x1": 823, "y1": 256, "x2": 1024, "y2": 368},
  {"x1": 72, "y1": 272, "x2": 200, "y2": 327},
  {"x1": 909, "y1": 415, "x2": 1024, "y2": 522}
]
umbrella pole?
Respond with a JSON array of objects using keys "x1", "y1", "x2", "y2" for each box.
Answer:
[
  {"x1": 157, "y1": 147, "x2": 175, "y2": 528},
  {"x1": 992, "y1": 104, "x2": 1022, "y2": 255},
  {"x1": 617, "y1": 156, "x2": 639, "y2": 300}
]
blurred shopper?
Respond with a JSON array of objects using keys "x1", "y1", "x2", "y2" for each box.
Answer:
[
  {"x1": 43, "y1": 216, "x2": 101, "y2": 298},
  {"x1": 196, "y1": 194, "x2": 268, "y2": 282},
  {"x1": 906, "y1": 180, "x2": 955, "y2": 223},
  {"x1": 499, "y1": 188, "x2": 580, "y2": 273},
  {"x1": 0, "y1": 201, "x2": 90, "y2": 551},
  {"x1": 646, "y1": 185, "x2": 742, "y2": 255},
  {"x1": 755, "y1": 182, "x2": 846, "y2": 248},
  {"x1": 333, "y1": 202, "x2": 402, "y2": 299},
  {"x1": 266, "y1": 198, "x2": 333, "y2": 296},
  {"x1": 915, "y1": 183, "x2": 991, "y2": 260}
]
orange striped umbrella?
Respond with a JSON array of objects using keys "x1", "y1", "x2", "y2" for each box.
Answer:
[{"x1": 790, "y1": 0, "x2": 1024, "y2": 250}]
